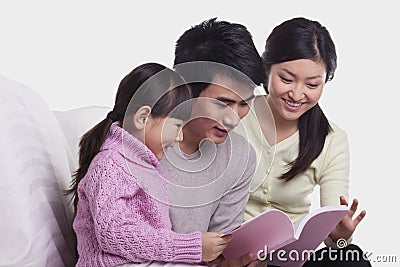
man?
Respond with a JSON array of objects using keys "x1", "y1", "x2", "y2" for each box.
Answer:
[{"x1": 160, "y1": 18, "x2": 266, "y2": 266}]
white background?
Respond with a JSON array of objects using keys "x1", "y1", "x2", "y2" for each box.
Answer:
[{"x1": 1, "y1": 1, "x2": 399, "y2": 265}]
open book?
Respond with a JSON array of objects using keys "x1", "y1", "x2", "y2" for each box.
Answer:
[{"x1": 222, "y1": 205, "x2": 349, "y2": 266}]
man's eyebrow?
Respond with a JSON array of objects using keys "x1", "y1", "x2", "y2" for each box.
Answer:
[
  {"x1": 215, "y1": 96, "x2": 236, "y2": 103},
  {"x1": 215, "y1": 94, "x2": 255, "y2": 104}
]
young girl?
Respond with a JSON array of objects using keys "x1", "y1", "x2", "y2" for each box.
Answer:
[{"x1": 68, "y1": 63, "x2": 231, "y2": 266}]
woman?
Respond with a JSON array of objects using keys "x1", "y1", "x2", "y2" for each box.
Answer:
[{"x1": 237, "y1": 17, "x2": 371, "y2": 266}]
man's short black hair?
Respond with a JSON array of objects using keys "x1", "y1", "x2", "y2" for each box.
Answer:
[{"x1": 174, "y1": 18, "x2": 265, "y2": 97}]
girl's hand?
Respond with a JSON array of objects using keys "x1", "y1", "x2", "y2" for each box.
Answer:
[
  {"x1": 201, "y1": 232, "x2": 232, "y2": 262},
  {"x1": 329, "y1": 196, "x2": 366, "y2": 242}
]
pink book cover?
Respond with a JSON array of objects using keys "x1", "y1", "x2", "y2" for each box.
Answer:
[{"x1": 222, "y1": 205, "x2": 349, "y2": 266}]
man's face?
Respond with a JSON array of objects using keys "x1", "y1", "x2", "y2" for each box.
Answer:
[{"x1": 185, "y1": 75, "x2": 254, "y2": 145}]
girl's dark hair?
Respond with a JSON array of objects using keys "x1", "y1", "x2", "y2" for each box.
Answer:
[
  {"x1": 67, "y1": 63, "x2": 192, "y2": 210},
  {"x1": 262, "y1": 17, "x2": 337, "y2": 181}
]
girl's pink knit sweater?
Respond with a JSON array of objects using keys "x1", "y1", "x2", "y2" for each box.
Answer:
[{"x1": 73, "y1": 124, "x2": 202, "y2": 266}]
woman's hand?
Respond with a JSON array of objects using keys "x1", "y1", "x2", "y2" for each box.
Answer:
[
  {"x1": 329, "y1": 196, "x2": 366, "y2": 242},
  {"x1": 201, "y1": 232, "x2": 232, "y2": 262}
]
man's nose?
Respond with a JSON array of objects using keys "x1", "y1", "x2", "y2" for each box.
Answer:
[{"x1": 222, "y1": 107, "x2": 240, "y2": 130}]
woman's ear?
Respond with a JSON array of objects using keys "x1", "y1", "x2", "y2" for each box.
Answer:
[{"x1": 133, "y1": 106, "x2": 151, "y2": 130}]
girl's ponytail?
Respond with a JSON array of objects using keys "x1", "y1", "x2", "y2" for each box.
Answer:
[{"x1": 67, "y1": 115, "x2": 116, "y2": 210}]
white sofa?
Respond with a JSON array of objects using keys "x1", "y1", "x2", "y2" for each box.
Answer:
[{"x1": 0, "y1": 75, "x2": 109, "y2": 267}]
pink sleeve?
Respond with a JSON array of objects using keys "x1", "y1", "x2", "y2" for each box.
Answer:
[{"x1": 85, "y1": 156, "x2": 202, "y2": 263}]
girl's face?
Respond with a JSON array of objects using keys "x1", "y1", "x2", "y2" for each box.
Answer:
[
  {"x1": 266, "y1": 59, "x2": 326, "y2": 124},
  {"x1": 145, "y1": 116, "x2": 184, "y2": 160}
]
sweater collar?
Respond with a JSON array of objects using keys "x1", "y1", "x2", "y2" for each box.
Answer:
[{"x1": 101, "y1": 124, "x2": 160, "y2": 168}]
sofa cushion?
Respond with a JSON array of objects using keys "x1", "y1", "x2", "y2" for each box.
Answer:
[
  {"x1": 53, "y1": 106, "x2": 109, "y2": 173},
  {"x1": 0, "y1": 75, "x2": 77, "y2": 267}
]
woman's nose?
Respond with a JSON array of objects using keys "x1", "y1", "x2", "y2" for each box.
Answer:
[{"x1": 288, "y1": 86, "x2": 305, "y2": 101}]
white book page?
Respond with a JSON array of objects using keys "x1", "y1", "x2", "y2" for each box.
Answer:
[{"x1": 293, "y1": 205, "x2": 348, "y2": 239}]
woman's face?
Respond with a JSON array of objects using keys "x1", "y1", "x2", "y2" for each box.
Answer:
[{"x1": 266, "y1": 59, "x2": 326, "y2": 124}]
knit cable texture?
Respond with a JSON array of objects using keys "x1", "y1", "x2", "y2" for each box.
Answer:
[{"x1": 73, "y1": 124, "x2": 202, "y2": 266}]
